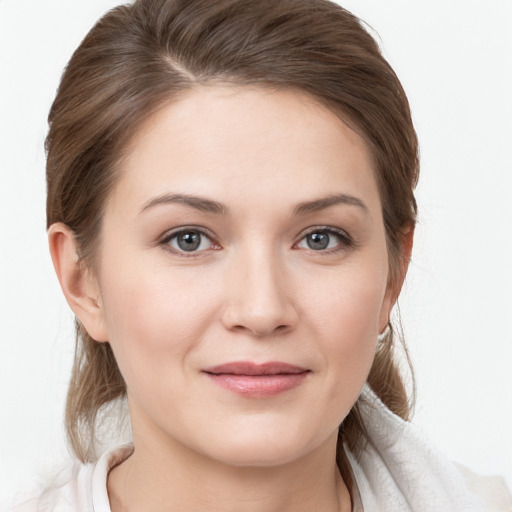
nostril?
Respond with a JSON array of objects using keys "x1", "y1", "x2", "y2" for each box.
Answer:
[
  {"x1": 220, "y1": 280, "x2": 299, "y2": 337},
  {"x1": 251, "y1": 324, "x2": 290, "y2": 337}
]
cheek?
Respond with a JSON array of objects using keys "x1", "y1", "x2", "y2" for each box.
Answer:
[
  {"x1": 97, "y1": 257, "x2": 218, "y2": 393},
  {"x1": 303, "y1": 260, "x2": 387, "y2": 340},
  {"x1": 301, "y1": 261, "x2": 388, "y2": 394}
]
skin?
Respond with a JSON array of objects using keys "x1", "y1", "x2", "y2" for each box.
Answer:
[{"x1": 49, "y1": 86, "x2": 411, "y2": 512}]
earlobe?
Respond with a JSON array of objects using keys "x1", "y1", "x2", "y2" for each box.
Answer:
[{"x1": 48, "y1": 223, "x2": 109, "y2": 342}]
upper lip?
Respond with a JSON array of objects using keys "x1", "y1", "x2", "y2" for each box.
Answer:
[{"x1": 203, "y1": 362, "x2": 309, "y2": 376}]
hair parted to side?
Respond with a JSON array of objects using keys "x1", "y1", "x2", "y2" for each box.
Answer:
[{"x1": 46, "y1": 0, "x2": 419, "y2": 484}]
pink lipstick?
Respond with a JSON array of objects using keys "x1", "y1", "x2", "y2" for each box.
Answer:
[{"x1": 202, "y1": 362, "x2": 309, "y2": 398}]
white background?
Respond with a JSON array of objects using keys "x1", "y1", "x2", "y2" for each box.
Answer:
[{"x1": 1, "y1": 0, "x2": 511, "y2": 504}]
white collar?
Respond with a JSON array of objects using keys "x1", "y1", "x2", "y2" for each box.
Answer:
[{"x1": 346, "y1": 384, "x2": 484, "y2": 512}]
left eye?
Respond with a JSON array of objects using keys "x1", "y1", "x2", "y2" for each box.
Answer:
[
  {"x1": 164, "y1": 229, "x2": 215, "y2": 253},
  {"x1": 296, "y1": 229, "x2": 349, "y2": 251}
]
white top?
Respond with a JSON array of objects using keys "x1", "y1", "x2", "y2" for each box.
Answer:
[
  {"x1": 346, "y1": 387, "x2": 512, "y2": 512},
  {"x1": 9, "y1": 444, "x2": 133, "y2": 512},
  {"x1": 9, "y1": 387, "x2": 512, "y2": 511}
]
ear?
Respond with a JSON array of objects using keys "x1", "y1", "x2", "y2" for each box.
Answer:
[
  {"x1": 48, "y1": 223, "x2": 109, "y2": 342},
  {"x1": 378, "y1": 223, "x2": 415, "y2": 332}
]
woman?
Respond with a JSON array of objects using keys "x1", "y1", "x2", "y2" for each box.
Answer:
[{"x1": 9, "y1": 0, "x2": 511, "y2": 510}]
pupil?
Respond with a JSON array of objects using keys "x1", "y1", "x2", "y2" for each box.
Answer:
[
  {"x1": 177, "y1": 231, "x2": 201, "y2": 251},
  {"x1": 307, "y1": 232, "x2": 329, "y2": 250}
]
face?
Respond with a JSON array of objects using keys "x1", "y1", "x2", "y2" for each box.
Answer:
[{"x1": 90, "y1": 86, "x2": 396, "y2": 467}]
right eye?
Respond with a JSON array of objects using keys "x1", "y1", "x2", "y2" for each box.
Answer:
[{"x1": 161, "y1": 228, "x2": 219, "y2": 255}]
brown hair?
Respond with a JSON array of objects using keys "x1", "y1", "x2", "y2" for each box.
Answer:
[{"x1": 46, "y1": 0, "x2": 419, "y2": 486}]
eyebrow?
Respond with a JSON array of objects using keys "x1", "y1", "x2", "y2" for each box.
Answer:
[
  {"x1": 140, "y1": 193, "x2": 228, "y2": 215},
  {"x1": 293, "y1": 193, "x2": 369, "y2": 216},
  {"x1": 139, "y1": 192, "x2": 368, "y2": 217}
]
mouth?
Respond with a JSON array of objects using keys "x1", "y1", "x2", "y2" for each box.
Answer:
[{"x1": 202, "y1": 362, "x2": 310, "y2": 398}]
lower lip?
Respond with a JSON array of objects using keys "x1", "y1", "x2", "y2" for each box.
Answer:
[{"x1": 204, "y1": 372, "x2": 309, "y2": 398}]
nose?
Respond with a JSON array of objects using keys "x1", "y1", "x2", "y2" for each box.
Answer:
[{"x1": 221, "y1": 247, "x2": 299, "y2": 338}]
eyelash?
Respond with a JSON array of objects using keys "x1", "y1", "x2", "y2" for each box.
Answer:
[
  {"x1": 158, "y1": 226, "x2": 354, "y2": 257},
  {"x1": 293, "y1": 226, "x2": 354, "y2": 254},
  {"x1": 159, "y1": 227, "x2": 220, "y2": 257}
]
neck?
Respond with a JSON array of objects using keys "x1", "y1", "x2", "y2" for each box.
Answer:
[{"x1": 108, "y1": 424, "x2": 351, "y2": 512}]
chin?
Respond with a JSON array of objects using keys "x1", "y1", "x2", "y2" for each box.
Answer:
[
  {"x1": 193, "y1": 420, "x2": 336, "y2": 468},
  {"x1": 209, "y1": 442, "x2": 309, "y2": 468}
]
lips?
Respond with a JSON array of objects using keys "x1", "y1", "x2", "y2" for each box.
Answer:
[{"x1": 202, "y1": 362, "x2": 310, "y2": 398}]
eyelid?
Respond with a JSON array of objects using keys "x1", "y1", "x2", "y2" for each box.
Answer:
[
  {"x1": 156, "y1": 224, "x2": 354, "y2": 256},
  {"x1": 158, "y1": 226, "x2": 221, "y2": 255},
  {"x1": 293, "y1": 226, "x2": 354, "y2": 251}
]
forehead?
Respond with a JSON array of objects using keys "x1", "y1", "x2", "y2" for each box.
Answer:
[{"x1": 109, "y1": 85, "x2": 380, "y2": 218}]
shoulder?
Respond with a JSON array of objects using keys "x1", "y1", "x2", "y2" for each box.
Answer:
[
  {"x1": 7, "y1": 443, "x2": 134, "y2": 512},
  {"x1": 7, "y1": 461, "x2": 95, "y2": 512},
  {"x1": 456, "y1": 464, "x2": 512, "y2": 512},
  {"x1": 349, "y1": 386, "x2": 511, "y2": 512}
]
